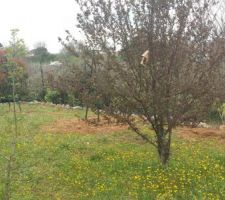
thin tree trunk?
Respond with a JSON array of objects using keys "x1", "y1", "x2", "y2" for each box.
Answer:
[
  {"x1": 85, "y1": 106, "x2": 89, "y2": 121},
  {"x1": 97, "y1": 108, "x2": 100, "y2": 123},
  {"x1": 8, "y1": 102, "x2": 11, "y2": 111},
  {"x1": 3, "y1": 77, "x2": 18, "y2": 200},
  {"x1": 40, "y1": 63, "x2": 45, "y2": 100},
  {"x1": 17, "y1": 101, "x2": 21, "y2": 112}
]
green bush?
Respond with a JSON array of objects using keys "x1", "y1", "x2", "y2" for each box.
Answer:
[
  {"x1": 44, "y1": 89, "x2": 61, "y2": 104},
  {"x1": 209, "y1": 109, "x2": 221, "y2": 124},
  {"x1": 67, "y1": 94, "x2": 83, "y2": 107},
  {"x1": 67, "y1": 94, "x2": 75, "y2": 106}
]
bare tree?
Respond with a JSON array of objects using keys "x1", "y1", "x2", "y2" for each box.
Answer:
[
  {"x1": 73, "y1": 0, "x2": 225, "y2": 165},
  {"x1": 58, "y1": 38, "x2": 107, "y2": 121}
]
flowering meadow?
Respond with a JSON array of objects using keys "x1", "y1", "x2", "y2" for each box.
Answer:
[{"x1": 0, "y1": 104, "x2": 224, "y2": 200}]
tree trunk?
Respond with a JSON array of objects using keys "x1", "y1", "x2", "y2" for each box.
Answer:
[
  {"x1": 85, "y1": 106, "x2": 89, "y2": 121},
  {"x1": 97, "y1": 108, "x2": 100, "y2": 123},
  {"x1": 156, "y1": 132, "x2": 171, "y2": 166},
  {"x1": 40, "y1": 63, "x2": 45, "y2": 100},
  {"x1": 158, "y1": 142, "x2": 170, "y2": 165},
  {"x1": 8, "y1": 102, "x2": 11, "y2": 111},
  {"x1": 17, "y1": 101, "x2": 21, "y2": 112}
]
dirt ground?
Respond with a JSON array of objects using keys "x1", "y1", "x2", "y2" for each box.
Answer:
[
  {"x1": 43, "y1": 117, "x2": 128, "y2": 134},
  {"x1": 176, "y1": 126, "x2": 225, "y2": 144},
  {"x1": 43, "y1": 117, "x2": 225, "y2": 145}
]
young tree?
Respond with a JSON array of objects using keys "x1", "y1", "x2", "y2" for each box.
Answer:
[
  {"x1": 74, "y1": 0, "x2": 225, "y2": 165},
  {"x1": 29, "y1": 43, "x2": 54, "y2": 100},
  {"x1": 0, "y1": 30, "x2": 28, "y2": 106},
  {"x1": 1, "y1": 29, "x2": 28, "y2": 200},
  {"x1": 6, "y1": 29, "x2": 27, "y2": 58},
  {"x1": 58, "y1": 39, "x2": 105, "y2": 121}
]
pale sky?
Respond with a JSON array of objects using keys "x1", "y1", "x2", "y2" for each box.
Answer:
[{"x1": 0, "y1": 0, "x2": 82, "y2": 53}]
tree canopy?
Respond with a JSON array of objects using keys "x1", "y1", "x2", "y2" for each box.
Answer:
[{"x1": 69, "y1": 0, "x2": 225, "y2": 165}]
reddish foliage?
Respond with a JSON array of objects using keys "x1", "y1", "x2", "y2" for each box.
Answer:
[
  {"x1": 0, "y1": 72, "x2": 7, "y2": 83},
  {"x1": 0, "y1": 50, "x2": 7, "y2": 56},
  {"x1": 10, "y1": 58, "x2": 26, "y2": 67}
]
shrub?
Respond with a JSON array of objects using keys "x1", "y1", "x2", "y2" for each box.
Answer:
[{"x1": 44, "y1": 89, "x2": 61, "y2": 104}]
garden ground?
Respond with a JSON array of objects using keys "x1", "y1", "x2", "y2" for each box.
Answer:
[{"x1": 0, "y1": 103, "x2": 224, "y2": 200}]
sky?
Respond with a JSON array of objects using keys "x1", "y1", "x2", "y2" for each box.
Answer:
[{"x1": 0, "y1": 0, "x2": 82, "y2": 53}]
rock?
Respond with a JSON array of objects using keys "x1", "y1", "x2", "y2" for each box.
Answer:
[
  {"x1": 65, "y1": 105, "x2": 70, "y2": 109},
  {"x1": 72, "y1": 106, "x2": 83, "y2": 110},
  {"x1": 197, "y1": 122, "x2": 210, "y2": 128},
  {"x1": 219, "y1": 125, "x2": 225, "y2": 131},
  {"x1": 131, "y1": 113, "x2": 137, "y2": 117}
]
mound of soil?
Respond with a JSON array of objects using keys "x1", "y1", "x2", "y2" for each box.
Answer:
[{"x1": 43, "y1": 117, "x2": 128, "y2": 134}]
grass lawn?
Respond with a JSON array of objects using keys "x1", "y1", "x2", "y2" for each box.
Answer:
[{"x1": 0, "y1": 103, "x2": 224, "y2": 200}]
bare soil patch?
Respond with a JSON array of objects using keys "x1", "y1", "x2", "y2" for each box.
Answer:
[
  {"x1": 43, "y1": 117, "x2": 128, "y2": 134},
  {"x1": 176, "y1": 126, "x2": 225, "y2": 144},
  {"x1": 43, "y1": 117, "x2": 225, "y2": 145}
]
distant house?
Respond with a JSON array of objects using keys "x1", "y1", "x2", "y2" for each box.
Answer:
[{"x1": 49, "y1": 61, "x2": 62, "y2": 67}]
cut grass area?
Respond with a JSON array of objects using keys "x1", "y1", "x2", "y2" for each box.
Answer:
[{"x1": 0, "y1": 103, "x2": 224, "y2": 200}]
